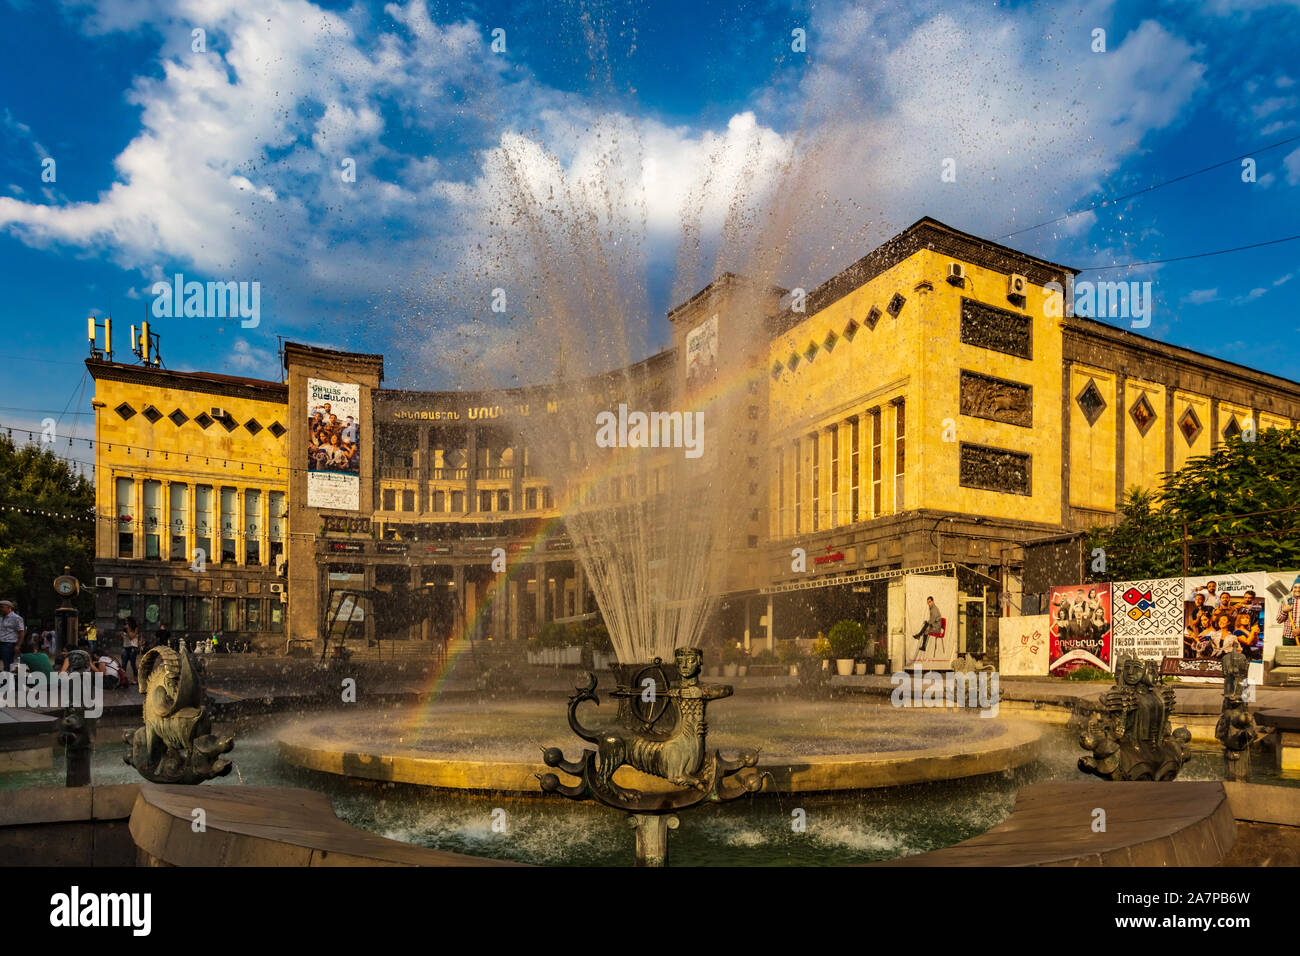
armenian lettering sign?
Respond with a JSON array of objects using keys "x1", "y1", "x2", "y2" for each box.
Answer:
[
  {"x1": 306, "y1": 378, "x2": 361, "y2": 510},
  {"x1": 1047, "y1": 583, "x2": 1111, "y2": 675}
]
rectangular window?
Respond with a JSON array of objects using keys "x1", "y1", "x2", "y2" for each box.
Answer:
[
  {"x1": 793, "y1": 439, "x2": 802, "y2": 535},
  {"x1": 221, "y1": 597, "x2": 239, "y2": 632},
  {"x1": 401, "y1": 489, "x2": 415, "y2": 512},
  {"x1": 451, "y1": 490, "x2": 465, "y2": 512},
  {"x1": 811, "y1": 433, "x2": 820, "y2": 532},
  {"x1": 776, "y1": 447, "x2": 784, "y2": 538},
  {"x1": 479, "y1": 490, "x2": 492, "y2": 512},
  {"x1": 143, "y1": 480, "x2": 162, "y2": 559},
  {"x1": 245, "y1": 489, "x2": 262, "y2": 565},
  {"x1": 382, "y1": 488, "x2": 396, "y2": 511},
  {"x1": 829, "y1": 425, "x2": 839, "y2": 529},
  {"x1": 498, "y1": 490, "x2": 510, "y2": 512},
  {"x1": 169, "y1": 483, "x2": 187, "y2": 560},
  {"x1": 850, "y1": 416, "x2": 860, "y2": 523},
  {"x1": 269, "y1": 602, "x2": 284, "y2": 632},
  {"x1": 269, "y1": 491, "x2": 285, "y2": 542},
  {"x1": 170, "y1": 596, "x2": 186, "y2": 631},
  {"x1": 526, "y1": 488, "x2": 538, "y2": 510},
  {"x1": 117, "y1": 593, "x2": 133, "y2": 623},
  {"x1": 219, "y1": 487, "x2": 238, "y2": 563},
  {"x1": 871, "y1": 410, "x2": 882, "y2": 518},
  {"x1": 198, "y1": 597, "x2": 213, "y2": 632},
  {"x1": 116, "y1": 477, "x2": 135, "y2": 558},
  {"x1": 144, "y1": 595, "x2": 161, "y2": 630},
  {"x1": 543, "y1": 488, "x2": 554, "y2": 509},
  {"x1": 894, "y1": 400, "x2": 906, "y2": 512},
  {"x1": 246, "y1": 598, "x2": 261, "y2": 630},
  {"x1": 433, "y1": 490, "x2": 446, "y2": 513},
  {"x1": 195, "y1": 485, "x2": 214, "y2": 567}
]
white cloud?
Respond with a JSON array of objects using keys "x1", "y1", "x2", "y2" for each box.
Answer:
[
  {"x1": 1185, "y1": 288, "x2": 1219, "y2": 304},
  {"x1": 1286, "y1": 146, "x2": 1300, "y2": 184}
]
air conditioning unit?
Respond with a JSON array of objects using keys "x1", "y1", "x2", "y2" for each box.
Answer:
[
  {"x1": 1007, "y1": 273, "x2": 1028, "y2": 298},
  {"x1": 94, "y1": 576, "x2": 113, "y2": 588},
  {"x1": 210, "y1": 406, "x2": 229, "y2": 420},
  {"x1": 269, "y1": 583, "x2": 285, "y2": 594},
  {"x1": 947, "y1": 262, "x2": 966, "y2": 284}
]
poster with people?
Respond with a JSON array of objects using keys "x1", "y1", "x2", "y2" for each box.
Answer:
[
  {"x1": 1181, "y1": 575, "x2": 1269, "y2": 664},
  {"x1": 306, "y1": 378, "x2": 361, "y2": 510},
  {"x1": 901, "y1": 573, "x2": 957, "y2": 669},
  {"x1": 685, "y1": 313, "x2": 718, "y2": 392},
  {"x1": 1047, "y1": 584, "x2": 1112, "y2": 675}
]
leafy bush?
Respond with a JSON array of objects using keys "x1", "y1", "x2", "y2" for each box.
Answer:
[
  {"x1": 873, "y1": 644, "x2": 889, "y2": 665},
  {"x1": 777, "y1": 642, "x2": 802, "y2": 664},
  {"x1": 752, "y1": 649, "x2": 777, "y2": 665},
  {"x1": 1062, "y1": 666, "x2": 1113, "y2": 682},
  {"x1": 811, "y1": 636, "x2": 832, "y2": 660},
  {"x1": 721, "y1": 642, "x2": 747, "y2": 664},
  {"x1": 827, "y1": 620, "x2": 867, "y2": 659},
  {"x1": 537, "y1": 621, "x2": 570, "y2": 649}
]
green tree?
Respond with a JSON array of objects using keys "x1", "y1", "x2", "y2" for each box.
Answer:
[
  {"x1": 1088, "y1": 426, "x2": 1300, "y2": 580},
  {"x1": 0, "y1": 433, "x2": 95, "y2": 626}
]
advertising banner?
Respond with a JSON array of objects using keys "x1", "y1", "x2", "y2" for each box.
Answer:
[
  {"x1": 902, "y1": 574, "x2": 958, "y2": 669},
  {"x1": 685, "y1": 313, "x2": 718, "y2": 392},
  {"x1": 998, "y1": 614, "x2": 1050, "y2": 676},
  {"x1": 1047, "y1": 584, "x2": 1112, "y2": 675},
  {"x1": 1112, "y1": 577, "x2": 1183, "y2": 663},
  {"x1": 306, "y1": 378, "x2": 361, "y2": 510}
]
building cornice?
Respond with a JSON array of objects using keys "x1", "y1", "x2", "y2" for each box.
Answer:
[{"x1": 86, "y1": 360, "x2": 288, "y2": 404}]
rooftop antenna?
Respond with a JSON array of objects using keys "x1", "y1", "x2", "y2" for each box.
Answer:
[
  {"x1": 131, "y1": 313, "x2": 163, "y2": 369},
  {"x1": 88, "y1": 314, "x2": 113, "y2": 361}
]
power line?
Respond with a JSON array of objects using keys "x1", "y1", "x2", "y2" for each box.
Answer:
[
  {"x1": 998, "y1": 133, "x2": 1300, "y2": 241},
  {"x1": 1075, "y1": 233, "x2": 1300, "y2": 273}
]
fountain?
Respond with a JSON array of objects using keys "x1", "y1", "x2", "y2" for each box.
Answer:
[
  {"x1": 539, "y1": 647, "x2": 765, "y2": 866},
  {"x1": 1077, "y1": 655, "x2": 1192, "y2": 781}
]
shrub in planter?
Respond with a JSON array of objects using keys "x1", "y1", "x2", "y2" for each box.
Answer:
[
  {"x1": 811, "y1": 637, "x2": 832, "y2": 660},
  {"x1": 752, "y1": 649, "x2": 778, "y2": 665},
  {"x1": 827, "y1": 620, "x2": 866, "y2": 661},
  {"x1": 537, "y1": 621, "x2": 569, "y2": 649}
]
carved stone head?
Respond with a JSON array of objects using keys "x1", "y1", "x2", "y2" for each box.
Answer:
[{"x1": 675, "y1": 646, "x2": 703, "y2": 680}]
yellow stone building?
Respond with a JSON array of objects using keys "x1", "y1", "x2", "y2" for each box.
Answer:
[{"x1": 87, "y1": 217, "x2": 1300, "y2": 660}]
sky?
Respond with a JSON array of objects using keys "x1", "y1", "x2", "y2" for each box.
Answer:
[{"x1": 1, "y1": 0, "x2": 1298, "y2": 473}]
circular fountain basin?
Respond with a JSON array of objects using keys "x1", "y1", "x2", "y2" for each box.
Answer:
[{"x1": 277, "y1": 697, "x2": 1044, "y2": 793}]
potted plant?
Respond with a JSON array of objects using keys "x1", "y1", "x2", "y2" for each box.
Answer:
[
  {"x1": 777, "y1": 642, "x2": 801, "y2": 676},
  {"x1": 827, "y1": 620, "x2": 866, "y2": 676},
  {"x1": 721, "y1": 642, "x2": 744, "y2": 677},
  {"x1": 873, "y1": 645, "x2": 888, "y2": 676},
  {"x1": 812, "y1": 635, "x2": 832, "y2": 670}
]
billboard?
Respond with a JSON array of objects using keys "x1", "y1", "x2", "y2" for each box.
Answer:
[
  {"x1": 685, "y1": 313, "x2": 718, "y2": 392},
  {"x1": 1112, "y1": 578, "x2": 1183, "y2": 663},
  {"x1": 1047, "y1": 584, "x2": 1112, "y2": 674},
  {"x1": 902, "y1": 573, "x2": 958, "y2": 669},
  {"x1": 306, "y1": 378, "x2": 361, "y2": 510}
]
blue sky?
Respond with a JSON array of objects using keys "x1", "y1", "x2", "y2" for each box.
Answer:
[{"x1": 1, "y1": 0, "x2": 1298, "y2": 470}]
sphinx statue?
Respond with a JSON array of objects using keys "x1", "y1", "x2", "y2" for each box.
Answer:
[
  {"x1": 123, "y1": 645, "x2": 234, "y2": 784},
  {"x1": 1078, "y1": 654, "x2": 1191, "y2": 781}
]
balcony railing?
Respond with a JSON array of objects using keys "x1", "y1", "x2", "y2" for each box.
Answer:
[
  {"x1": 430, "y1": 467, "x2": 470, "y2": 480},
  {"x1": 379, "y1": 464, "x2": 418, "y2": 480},
  {"x1": 477, "y1": 466, "x2": 514, "y2": 480}
]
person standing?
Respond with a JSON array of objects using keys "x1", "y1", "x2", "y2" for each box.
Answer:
[
  {"x1": 0, "y1": 599, "x2": 25, "y2": 671},
  {"x1": 155, "y1": 621, "x2": 174, "y2": 651},
  {"x1": 121, "y1": 616, "x2": 142, "y2": 679}
]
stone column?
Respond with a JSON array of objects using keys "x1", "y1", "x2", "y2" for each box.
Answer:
[
  {"x1": 765, "y1": 594, "x2": 774, "y2": 645},
  {"x1": 418, "y1": 423, "x2": 430, "y2": 515},
  {"x1": 535, "y1": 561, "x2": 548, "y2": 629},
  {"x1": 466, "y1": 426, "x2": 479, "y2": 513},
  {"x1": 511, "y1": 443, "x2": 524, "y2": 512},
  {"x1": 411, "y1": 564, "x2": 424, "y2": 641},
  {"x1": 133, "y1": 478, "x2": 144, "y2": 559},
  {"x1": 453, "y1": 564, "x2": 466, "y2": 642}
]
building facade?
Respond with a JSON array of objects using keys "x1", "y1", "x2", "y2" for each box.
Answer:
[{"x1": 88, "y1": 217, "x2": 1300, "y2": 659}]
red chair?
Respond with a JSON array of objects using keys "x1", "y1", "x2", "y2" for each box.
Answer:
[{"x1": 927, "y1": 617, "x2": 948, "y2": 657}]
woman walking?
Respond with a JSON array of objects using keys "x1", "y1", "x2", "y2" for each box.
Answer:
[{"x1": 121, "y1": 616, "x2": 142, "y2": 679}]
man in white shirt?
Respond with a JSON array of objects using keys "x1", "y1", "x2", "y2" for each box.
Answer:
[
  {"x1": 0, "y1": 599, "x2": 25, "y2": 671},
  {"x1": 1196, "y1": 581, "x2": 1220, "y2": 609}
]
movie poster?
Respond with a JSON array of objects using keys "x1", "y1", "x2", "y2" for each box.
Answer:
[
  {"x1": 1180, "y1": 574, "x2": 1268, "y2": 665},
  {"x1": 306, "y1": 378, "x2": 361, "y2": 510},
  {"x1": 1111, "y1": 578, "x2": 1183, "y2": 663},
  {"x1": 1047, "y1": 584, "x2": 1112, "y2": 674},
  {"x1": 685, "y1": 313, "x2": 718, "y2": 391},
  {"x1": 999, "y1": 614, "x2": 1050, "y2": 677}
]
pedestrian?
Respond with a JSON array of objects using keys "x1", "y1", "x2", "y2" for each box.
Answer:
[
  {"x1": 85, "y1": 621, "x2": 98, "y2": 655},
  {"x1": 18, "y1": 635, "x2": 52, "y2": 676},
  {"x1": 121, "y1": 616, "x2": 142, "y2": 678},
  {"x1": 0, "y1": 599, "x2": 25, "y2": 671},
  {"x1": 154, "y1": 621, "x2": 173, "y2": 651}
]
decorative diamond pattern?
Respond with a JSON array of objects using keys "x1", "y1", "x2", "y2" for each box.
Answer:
[
  {"x1": 1178, "y1": 407, "x2": 1203, "y2": 445},
  {"x1": 843, "y1": 318, "x2": 859, "y2": 341},
  {"x1": 887, "y1": 293, "x2": 906, "y2": 316},
  {"x1": 864, "y1": 306, "x2": 881, "y2": 330},
  {"x1": 194, "y1": 412, "x2": 214, "y2": 430},
  {"x1": 268, "y1": 422, "x2": 286, "y2": 438},
  {"x1": 1222, "y1": 416, "x2": 1241, "y2": 441},
  {"x1": 114, "y1": 402, "x2": 136, "y2": 420},
  {"x1": 142, "y1": 405, "x2": 162, "y2": 423},
  {"x1": 168, "y1": 408, "x2": 188, "y2": 427},
  {"x1": 1129, "y1": 393, "x2": 1156, "y2": 436},
  {"x1": 1075, "y1": 379, "x2": 1106, "y2": 426}
]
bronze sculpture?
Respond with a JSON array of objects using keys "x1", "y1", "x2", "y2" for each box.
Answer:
[
  {"x1": 1215, "y1": 649, "x2": 1266, "y2": 781},
  {"x1": 57, "y1": 649, "x2": 94, "y2": 788},
  {"x1": 540, "y1": 646, "x2": 766, "y2": 865},
  {"x1": 123, "y1": 645, "x2": 234, "y2": 784},
  {"x1": 1078, "y1": 654, "x2": 1192, "y2": 781}
]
